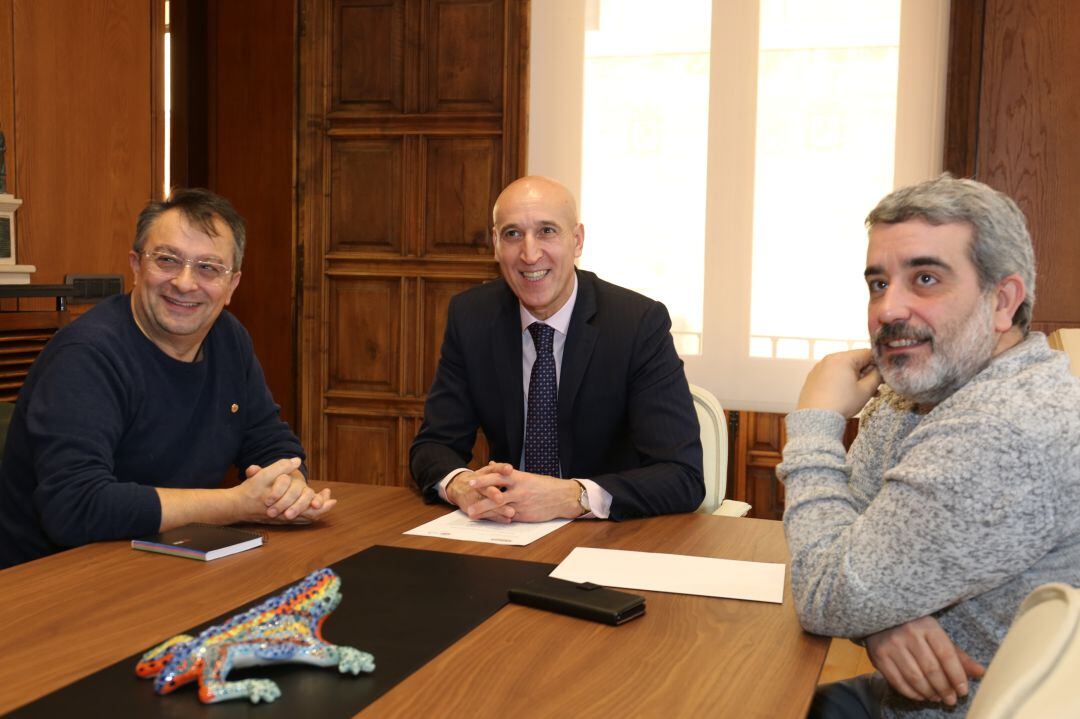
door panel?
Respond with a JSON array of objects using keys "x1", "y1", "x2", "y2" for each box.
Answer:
[{"x1": 299, "y1": 0, "x2": 528, "y2": 486}]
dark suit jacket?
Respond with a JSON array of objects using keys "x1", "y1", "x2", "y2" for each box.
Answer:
[{"x1": 410, "y1": 270, "x2": 704, "y2": 519}]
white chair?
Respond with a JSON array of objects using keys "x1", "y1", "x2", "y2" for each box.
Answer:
[
  {"x1": 967, "y1": 583, "x2": 1080, "y2": 719},
  {"x1": 689, "y1": 384, "x2": 751, "y2": 517}
]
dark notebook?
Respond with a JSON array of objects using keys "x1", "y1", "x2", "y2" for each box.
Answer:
[{"x1": 131, "y1": 523, "x2": 264, "y2": 561}]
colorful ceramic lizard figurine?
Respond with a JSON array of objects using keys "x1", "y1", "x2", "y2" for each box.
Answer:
[{"x1": 135, "y1": 568, "x2": 374, "y2": 704}]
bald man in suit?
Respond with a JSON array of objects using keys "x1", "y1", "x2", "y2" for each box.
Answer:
[{"x1": 410, "y1": 176, "x2": 704, "y2": 522}]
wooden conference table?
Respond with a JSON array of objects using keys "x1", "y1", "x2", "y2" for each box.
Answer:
[{"x1": 0, "y1": 483, "x2": 828, "y2": 717}]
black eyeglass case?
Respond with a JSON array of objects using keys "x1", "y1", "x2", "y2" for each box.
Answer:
[{"x1": 508, "y1": 576, "x2": 646, "y2": 625}]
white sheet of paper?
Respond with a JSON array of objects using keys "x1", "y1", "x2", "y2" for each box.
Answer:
[
  {"x1": 404, "y1": 510, "x2": 571, "y2": 546},
  {"x1": 550, "y1": 546, "x2": 786, "y2": 604}
]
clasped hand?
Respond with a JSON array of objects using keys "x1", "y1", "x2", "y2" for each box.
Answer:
[
  {"x1": 234, "y1": 457, "x2": 336, "y2": 523},
  {"x1": 447, "y1": 462, "x2": 582, "y2": 523},
  {"x1": 797, "y1": 348, "x2": 882, "y2": 417}
]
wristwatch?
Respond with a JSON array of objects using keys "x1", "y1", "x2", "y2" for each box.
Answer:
[{"x1": 573, "y1": 480, "x2": 590, "y2": 516}]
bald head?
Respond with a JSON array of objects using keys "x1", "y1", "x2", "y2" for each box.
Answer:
[
  {"x1": 492, "y1": 176, "x2": 579, "y2": 228},
  {"x1": 490, "y1": 175, "x2": 584, "y2": 320}
]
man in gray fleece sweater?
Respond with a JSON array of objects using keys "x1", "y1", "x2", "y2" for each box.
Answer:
[{"x1": 777, "y1": 175, "x2": 1080, "y2": 719}]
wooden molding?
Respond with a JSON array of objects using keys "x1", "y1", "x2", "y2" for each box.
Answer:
[{"x1": 942, "y1": 0, "x2": 986, "y2": 177}]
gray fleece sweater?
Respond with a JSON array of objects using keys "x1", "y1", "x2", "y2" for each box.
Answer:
[{"x1": 777, "y1": 332, "x2": 1080, "y2": 718}]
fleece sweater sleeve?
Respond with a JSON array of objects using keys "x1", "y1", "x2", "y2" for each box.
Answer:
[{"x1": 777, "y1": 407, "x2": 1060, "y2": 637}]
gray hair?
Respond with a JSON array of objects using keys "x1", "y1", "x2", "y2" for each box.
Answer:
[
  {"x1": 866, "y1": 174, "x2": 1036, "y2": 332},
  {"x1": 134, "y1": 187, "x2": 247, "y2": 269}
]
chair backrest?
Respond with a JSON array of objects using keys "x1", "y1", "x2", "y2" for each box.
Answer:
[
  {"x1": 1047, "y1": 328, "x2": 1080, "y2": 378},
  {"x1": 967, "y1": 582, "x2": 1080, "y2": 719},
  {"x1": 689, "y1": 384, "x2": 728, "y2": 513}
]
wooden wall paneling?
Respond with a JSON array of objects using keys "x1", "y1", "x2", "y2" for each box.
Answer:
[
  {"x1": 942, "y1": 0, "x2": 985, "y2": 178},
  {"x1": 327, "y1": 412, "x2": 398, "y2": 485},
  {"x1": 423, "y1": 0, "x2": 504, "y2": 113},
  {"x1": 168, "y1": 0, "x2": 210, "y2": 188},
  {"x1": 333, "y1": 0, "x2": 405, "y2": 113},
  {"x1": 327, "y1": 275, "x2": 402, "y2": 394},
  {"x1": 746, "y1": 465, "x2": 785, "y2": 521},
  {"x1": 0, "y1": 312, "x2": 66, "y2": 402},
  {"x1": 0, "y1": 0, "x2": 15, "y2": 196},
  {"x1": 298, "y1": 0, "x2": 331, "y2": 484},
  {"x1": 401, "y1": 275, "x2": 420, "y2": 397},
  {"x1": 503, "y1": 0, "x2": 528, "y2": 183},
  {"x1": 11, "y1": 0, "x2": 158, "y2": 285},
  {"x1": 731, "y1": 411, "x2": 786, "y2": 520},
  {"x1": 731, "y1": 410, "x2": 860, "y2": 520},
  {"x1": 976, "y1": 0, "x2": 1080, "y2": 335},
  {"x1": 423, "y1": 135, "x2": 502, "y2": 255},
  {"x1": 150, "y1": 0, "x2": 165, "y2": 201},
  {"x1": 402, "y1": 136, "x2": 423, "y2": 256},
  {"x1": 299, "y1": 0, "x2": 527, "y2": 487},
  {"x1": 329, "y1": 137, "x2": 404, "y2": 253},
  {"x1": 204, "y1": 0, "x2": 298, "y2": 426},
  {"x1": 419, "y1": 277, "x2": 482, "y2": 392}
]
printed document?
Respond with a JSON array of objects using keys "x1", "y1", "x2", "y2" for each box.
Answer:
[
  {"x1": 405, "y1": 510, "x2": 570, "y2": 546},
  {"x1": 551, "y1": 547, "x2": 786, "y2": 603}
]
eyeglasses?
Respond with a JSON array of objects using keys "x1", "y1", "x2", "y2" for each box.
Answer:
[{"x1": 141, "y1": 250, "x2": 235, "y2": 285}]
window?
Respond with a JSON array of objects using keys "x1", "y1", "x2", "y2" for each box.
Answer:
[
  {"x1": 580, "y1": 0, "x2": 711, "y2": 356},
  {"x1": 529, "y1": 0, "x2": 950, "y2": 411},
  {"x1": 750, "y1": 0, "x2": 901, "y2": 360}
]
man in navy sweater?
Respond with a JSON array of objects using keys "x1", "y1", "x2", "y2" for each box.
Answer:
[{"x1": 0, "y1": 189, "x2": 334, "y2": 568}]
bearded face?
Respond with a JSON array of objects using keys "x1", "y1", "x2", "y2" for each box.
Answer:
[
  {"x1": 872, "y1": 291, "x2": 998, "y2": 404},
  {"x1": 865, "y1": 219, "x2": 1007, "y2": 406}
]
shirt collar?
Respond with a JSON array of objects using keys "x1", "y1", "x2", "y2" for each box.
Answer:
[{"x1": 519, "y1": 273, "x2": 578, "y2": 336}]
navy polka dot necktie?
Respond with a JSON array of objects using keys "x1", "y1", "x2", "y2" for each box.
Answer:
[{"x1": 525, "y1": 322, "x2": 560, "y2": 477}]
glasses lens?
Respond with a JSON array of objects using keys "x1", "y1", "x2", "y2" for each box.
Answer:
[
  {"x1": 195, "y1": 262, "x2": 226, "y2": 282},
  {"x1": 150, "y1": 252, "x2": 182, "y2": 274}
]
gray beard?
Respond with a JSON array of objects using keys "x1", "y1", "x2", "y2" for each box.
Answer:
[{"x1": 875, "y1": 296, "x2": 998, "y2": 406}]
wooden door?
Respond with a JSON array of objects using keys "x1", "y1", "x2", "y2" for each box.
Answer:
[{"x1": 297, "y1": 0, "x2": 528, "y2": 486}]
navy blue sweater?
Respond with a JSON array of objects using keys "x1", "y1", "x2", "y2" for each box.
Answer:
[{"x1": 0, "y1": 294, "x2": 303, "y2": 568}]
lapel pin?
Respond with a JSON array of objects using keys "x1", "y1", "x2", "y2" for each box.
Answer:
[{"x1": 230, "y1": 404, "x2": 239, "y2": 414}]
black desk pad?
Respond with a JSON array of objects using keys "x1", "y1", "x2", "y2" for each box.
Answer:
[{"x1": 13, "y1": 545, "x2": 555, "y2": 718}]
